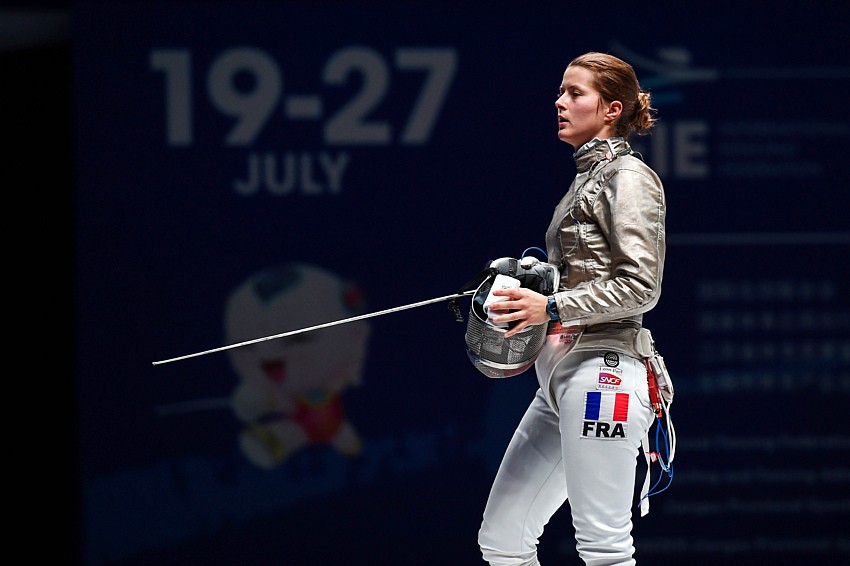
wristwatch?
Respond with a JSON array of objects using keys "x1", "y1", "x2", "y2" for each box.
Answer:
[{"x1": 546, "y1": 295, "x2": 559, "y2": 321}]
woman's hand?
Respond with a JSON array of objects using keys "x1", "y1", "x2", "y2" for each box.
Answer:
[{"x1": 487, "y1": 288, "x2": 551, "y2": 338}]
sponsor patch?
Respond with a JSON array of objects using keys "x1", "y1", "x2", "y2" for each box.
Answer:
[
  {"x1": 597, "y1": 366, "x2": 623, "y2": 390},
  {"x1": 548, "y1": 323, "x2": 583, "y2": 344},
  {"x1": 559, "y1": 331, "x2": 580, "y2": 344},
  {"x1": 581, "y1": 391, "x2": 629, "y2": 440},
  {"x1": 603, "y1": 351, "x2": 619, "y2": 367}
]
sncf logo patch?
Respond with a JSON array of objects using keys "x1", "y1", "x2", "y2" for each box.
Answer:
[
  {"x1": 581, "y1": 391, "x2": 629, "y2": 440},
  {"x1": 597, "y1": 366, "x2": 622, "y2": 390}
]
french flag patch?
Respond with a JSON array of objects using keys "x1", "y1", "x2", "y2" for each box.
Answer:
[
  {"x1": 585, "y1": 391, "x2": 629, "y2": 421},
  {"x1": 581, "y1": 391, "x2": 629, "y2": 439}
]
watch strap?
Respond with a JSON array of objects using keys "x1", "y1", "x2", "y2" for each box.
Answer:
[{"x1": 546, "y1": 295, "x2": 559, "y2": 321}]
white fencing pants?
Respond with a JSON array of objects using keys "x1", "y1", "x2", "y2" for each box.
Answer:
[{"x1": 478, "y1": 349, "x2": 654, "y2": 565}]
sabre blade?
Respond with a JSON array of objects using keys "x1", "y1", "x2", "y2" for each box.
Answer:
[{"x1": 152, "y1": 290, "x2": 473, "y2": 366}]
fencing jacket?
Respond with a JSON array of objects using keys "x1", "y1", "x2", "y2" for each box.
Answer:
[{"x1": 545, "y1": 136, "x2": 666, "y2": 359}]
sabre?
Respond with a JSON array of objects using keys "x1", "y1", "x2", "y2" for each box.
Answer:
[{"x1": 152, "y1": 290, "x2": 474, "y2": 366}]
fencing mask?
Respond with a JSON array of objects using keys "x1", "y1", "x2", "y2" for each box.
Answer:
[{"x1": 463, "y1": 256, "x2": 559, "y2": 378}]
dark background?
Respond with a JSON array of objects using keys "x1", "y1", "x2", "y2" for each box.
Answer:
[{"x1": 8, "y1": 1, "x2": 848, "y2": 564}]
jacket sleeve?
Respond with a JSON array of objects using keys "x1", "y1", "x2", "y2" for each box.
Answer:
[{"x1": 554, "y1": 163, "x2": 666, "y2": 326}]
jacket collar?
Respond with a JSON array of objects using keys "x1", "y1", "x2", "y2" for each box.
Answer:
[{"x1": 573, "y1": 137, "x2": 632, "y2": 173}]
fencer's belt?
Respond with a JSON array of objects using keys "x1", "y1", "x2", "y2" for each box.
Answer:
[
  {"x1": 546, "y1": 320, "x2": 641, "y2": 335},
  {"x1": 584, "y1": 320, "x2": 642, "y2": 334},
  {"x1": 546, "y1": 321, "x2": 585, "y2": 335}
]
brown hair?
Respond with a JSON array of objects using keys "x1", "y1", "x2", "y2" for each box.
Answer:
[{"x1": 568, "y1": 52, "x2": 656, "y2": 137}]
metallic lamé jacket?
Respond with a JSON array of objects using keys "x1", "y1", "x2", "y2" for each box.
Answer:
[{"x1": 546, "y1": 137, "x2": 666, "y2": 354}]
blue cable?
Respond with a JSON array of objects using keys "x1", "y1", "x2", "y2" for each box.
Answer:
[
  {"x1": 638, "y1": 415, "x2": 675, "y2": 506},
  {"x1": 521, "y1": 247, "x2": 548, "y2": 261}
]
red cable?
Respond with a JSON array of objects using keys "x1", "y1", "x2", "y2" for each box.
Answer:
[{"x1": 645, "y1": 359, "x2": 663, "y2": 417}]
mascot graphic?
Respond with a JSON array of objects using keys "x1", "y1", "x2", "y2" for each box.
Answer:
[{"x1": 225, "y1": 263, "x2": 371, "y2": 469}]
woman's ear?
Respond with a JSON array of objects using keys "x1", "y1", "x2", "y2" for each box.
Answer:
[{"x1": 604, "y1": 101, "x2": 623, "y2": 124}]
